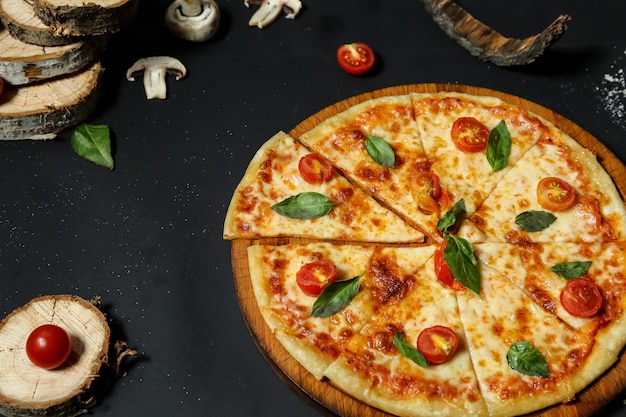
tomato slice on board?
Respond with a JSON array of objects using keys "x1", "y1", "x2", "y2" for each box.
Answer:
[
  {"x1": 434, "y1": 241, "x2": 466, "y2": 291},
  {"x1": 336, "y1": 42, "x2": 375, "y2": 75},
  {"x1": 451, "y1": 117, "x2": 490, "y2": 152},
  {"x1": 537, "y1": 177, "x2": 576, "y2": 212},
  {"x1": 26, "y1": 324, "x2": 73, "y2": 369},
  {"x1": 296, "y1": 260, "x2": 339, "y2": 296},
  {"x1": 298, "y1": 153, "x2": 334, "y2": 184},
  {"x1": 417, "y1": 325, "x2": 459, "y2": 364},
  {"x1": 560, "y1": 278, "x2": 603, "y2": 317}
]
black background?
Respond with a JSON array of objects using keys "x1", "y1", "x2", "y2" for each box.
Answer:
[{"x1": 2, "y1": 1, "x2": 626, "y2": 416}]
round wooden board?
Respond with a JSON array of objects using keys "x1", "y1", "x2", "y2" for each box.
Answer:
[{"x1": 231, "y1": 84, "x2": 626, "y2": 417}]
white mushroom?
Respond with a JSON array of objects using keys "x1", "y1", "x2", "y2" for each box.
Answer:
[
  {"x1": 244, "y1": 0, "x2": 302, "y2": 29},
  {"x1": 126, "y1": 56, "x2": 187, "y2": 100},
  {"x1": 165, "y1": 0, "x2": 220, "y2": 42}
]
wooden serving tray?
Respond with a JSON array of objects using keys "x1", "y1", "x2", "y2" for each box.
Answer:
[{"x1": 231, "y1": 84, "x2": 626, "y2": 417}]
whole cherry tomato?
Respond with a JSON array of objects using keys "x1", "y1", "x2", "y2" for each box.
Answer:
[
  {"x1": 26, "y1": 324, "x2": 72, "y2": 369},
  {"x1": 336, "y1": 42, "x2": 375, "y2": 75}
]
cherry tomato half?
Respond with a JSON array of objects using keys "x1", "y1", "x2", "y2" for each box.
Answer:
[
  {"x1": 26, "y1": 324, "x2": 72, "y2": 369},
  {"x1": 336, "y1": 42, "x2": 375, "y2": 75},
  {"x1": 560, "y1": 278, "x2": 603, "y2": 318},
  {"x1": 417, "y1": 325, "x2": 459, "y2": 364},
  {"x1": 415, "y1": 171, "x2": 443, "y2": 215},
  {"x1": 451, "y1": 117, "x2": 490, "y2": 153},
  {"x1": 434, "y1": 241, "x2": 465, "y2": 291},
  {"x1": 296, "y1": 260, "x2": 339, "y2": 296},
  {"x1": 537, "y1": 177, "x2": 576, "y2": 212},
  {"x1": 298, "y1": 153, "x2": 334, "y2": 184}
]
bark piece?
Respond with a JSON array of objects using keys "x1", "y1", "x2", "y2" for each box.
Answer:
[
  {"x1": 31, "y1": 0, "x2": 140, "y2": 37},
  {"x1": 421, "y1": 0, "x2": 571, "y2": 66},
  {"x1": 0, "y1": 295, "x2": 137, "y2": 417},
  {"x1": 0, "y1": 60, "x2": 103, "y2": 140},
  {"x1": 0, "y1": 25, "x2": 106, "y2": 85},
  {"x1": 0, "y1": 0, "x2": 79, "y2": 46}
]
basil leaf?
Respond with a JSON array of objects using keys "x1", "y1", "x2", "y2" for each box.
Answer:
[
  {"x1": 486, "y1": 120, "x2": 512, "y2": 172},
  {"x1": 437, "y1": 199, "x2": 467, "y2": 233},
  {"x1": 551, "y1": 261, "x2": 592, "y2": 279},
  {"x1": 272, "y1": 192, "x2": 337, "y2": 219},
  {"x1": 507, "y1": 341, "x2": 550, "y2": 377},
  {"x1": 71, "y1": 124, "x2": 114, "y2": 169},
  {"x1": 393, "y1": 332, "x2": 430, "y2": 367},
  {"x1": 311, "y1": 276, "x2": 361, "y2": 317},
  {"x1": 515, "y1": 210, "x2": 557, "y2": 232},
  {"x1": 444, "y1": 235, "x2": 480, "y2": 294},
  {"x1": 365, "y1": 135, "x2": 395, "y2": 168}
]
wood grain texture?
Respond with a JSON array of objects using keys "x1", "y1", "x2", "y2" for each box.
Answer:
[{"x1": 232, "y1": 84, "x2": 626, "y2": 417}]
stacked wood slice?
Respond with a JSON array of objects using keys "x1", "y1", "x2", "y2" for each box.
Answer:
[
  {"x1": 0, "y1": 0, "x2": 139, "y2": 140},
  {"x1": 0, "y1": 295, "x2": 138, "y2": 417}
]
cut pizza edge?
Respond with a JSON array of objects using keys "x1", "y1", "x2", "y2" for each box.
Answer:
[{"x1": 222, "y1": 131, "x2": 425, "y2": 243}]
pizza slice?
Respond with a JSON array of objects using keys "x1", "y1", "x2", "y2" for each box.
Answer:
[
  {"x1": 410, "y1": 92, "x2": 552, "y2": 215},
  {"x1": 298, "y1": 95, "x2": 445, "y2": 240},
  {"x1": 459, "y1": 126, "x2": 626, "y2": 243},
  {"x1": 247, "y1": 242, "x2": 435, "y2": 380},
  {"x1": 474, "y1": 241, "x2": 626, "y2": 365},
  {"x1": 223, "y1": 131, "x2": 424, "y2": 242},
  {"x1": 323, "y1": 255, "x2": 487, "y2": 417},
  {"x1": 456, "y1": 263, "x2": 597, "y2": 417}
]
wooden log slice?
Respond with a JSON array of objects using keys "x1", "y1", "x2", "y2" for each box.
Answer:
[
  {"x1": 31, "y1": 0, "x2": 139, "y2": 37},
  {"x1": 0, "y1": 295, "x2": 111, "y2": 417},
  {"x1": 0, "y1": 60, "x2": 102, "y2": 140},
  {"x1": 0, "y1": 25, "x2": 106, "y2": 85},
  {"x1": 0, "y1": 0, "x2": 81, "y2": 46}
]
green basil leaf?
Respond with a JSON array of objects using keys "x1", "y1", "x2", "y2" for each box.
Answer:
[
  {"x1": 437, "y1": 199, "x2": 467, "y2": 234},
  {"x1": 311, "y1": 275, "x2": 361, "y2": 317},
  {"x1": 486, "y1": 120, "x2": 512, "y2": 172},
  {"x1": 507, "y1": 341, "x2": 550, "y2": 377},
  {"x1": 444, "y1": 235, "x2": 480, "y2": 294},
  {"x1": 71, "y1": 124, "x2": 114, "y2": 169},
  {"x1": 550, "y1": 261, "x2": 592, "y2": 279},
  {"x1": 365, "y1": 135, "x2": 395, "y2": 168},
  {"x1": 393, "y1": 332, "x2": 430, "y2": 367},
  {"x1": 272, "y1": 192, "x2": 337, "y2": 219},
  {"x1": 515, "y1": 210, "x2": 557, "y2": 232}
]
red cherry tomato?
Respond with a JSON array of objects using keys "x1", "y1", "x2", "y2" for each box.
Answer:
[
  {"x1": 451, "y1": 117, "x2": 490, "y2": 152},
  {"x1": 560, "y1": 278, "x2": 603, "y2": 317},
  {"x1": 537, "y1": 177, "x2": 576, "y2": 212},
  {"x1": 434, "y1": 241, "x2": 465, "y2": 291},
  {"x1": 336, "y1": 42, "x2": 375, "y2": 75},
  {"x1": 415, "y1": 171, "x2": 443, "y2": 214},
  {"x1": 296, "y1": 260, "x2": 339, "y2": 296},
  {"x1": 298, "y1": 153, "x2": 334, "y2": 184},
  {"x1": 26, "y1": 324, "x2": 72, "y2": 369},
  {"x1": 417, "y1": 325, "x2": 459, "y2": 364}
]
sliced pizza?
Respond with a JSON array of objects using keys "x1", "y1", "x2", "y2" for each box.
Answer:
[
  {"x1": 223, "y1": 131, "x2": 424, "y2": 242},
  {"x1": 324, "y1": 255, "x2": 487, "y2": 417},
  {"x1": 461, "y1": 126, "x2": 626, "y2": 243},
  {"x1": 247, "y1": 242, "x2": 435, "y2": 380},
  {"x1": 456, "y1": 263, "x2": 596, "y2": 417},
  {"x1": 298, "y1": 95, "x2": 444, "y2": 239},
  {"x1": 410, "y1": 92, "x2": 552, "y2": 215}
]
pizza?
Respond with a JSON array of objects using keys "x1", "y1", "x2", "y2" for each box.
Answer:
[{"x1": 224, "y1": 88, "x2": 626, "y2": 417}]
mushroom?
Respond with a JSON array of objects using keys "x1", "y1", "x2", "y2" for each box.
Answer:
[
  {"x1": 126, "y1": 56, "x2": 187, "y2": 100},
  {"x1": 244, "y1": 0, "x2": 302, "y2": 29},
  {"x1": 165, "y1": 0, "x2": 220, "y2": 42},
  {"x1": 421, "y1": 0, "x2": 571, "y2": 66}
]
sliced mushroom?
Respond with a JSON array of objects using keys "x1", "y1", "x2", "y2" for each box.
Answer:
[
  {"x1": 126, "y1": 56, "x2": 187, "y2": 100},
  {"x1": 165, "y1": 0, "x2": 220, "y2": 42},
  {"x1": 421, "y1": 0, "x2": 571, "y2": 66},
  {"x1": 244, "y1": 0, "x2": 301, "y2": 29}
]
